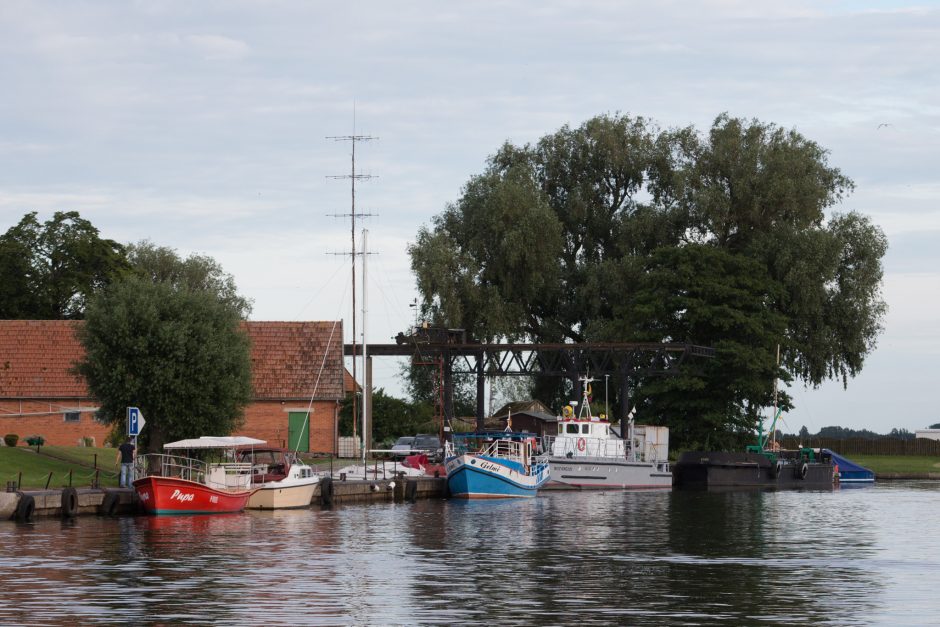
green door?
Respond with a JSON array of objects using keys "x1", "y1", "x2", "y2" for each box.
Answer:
[{"x1": 288, "y1": 412, "x2": 310, "y2": 452}]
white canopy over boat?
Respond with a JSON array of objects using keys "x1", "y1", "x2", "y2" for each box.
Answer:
[{"x1": 163, "y1": 436, "x2": 266, "y2": 449}]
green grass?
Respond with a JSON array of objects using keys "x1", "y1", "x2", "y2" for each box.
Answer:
[
  {"x1": 0, "y1": 446, "x2": 119, "y2": 489},
  {"x1": 848, "y1": 455, "x2": 940, "y2": 475}
]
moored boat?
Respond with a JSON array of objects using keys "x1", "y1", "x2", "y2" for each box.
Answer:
[
  {"x1": 673, "y1": 347, "x2": 836, "y2": 490},
  {"x1": 238, "y1": 447, "x2": 321, "y2": 510},
  {"x1": 543, "y1": 376, "x2": 671, "y2": 490},
  {"x1": 133, "y1": 436, "x2": 263, "y2": 515},
  {"x1": 673, "y1": 448, "x2": 835, "y2": 489},
  {"x1": 444, "y1": 432, "x2": 549, "y2": 499},
  {"x1": 824, "y1": 448, "x2": 875, "y2": 484}
]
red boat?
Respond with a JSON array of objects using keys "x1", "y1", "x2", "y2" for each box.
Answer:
[{"x1": 133, "y1": 436, "x2": 264, "y2": 515}]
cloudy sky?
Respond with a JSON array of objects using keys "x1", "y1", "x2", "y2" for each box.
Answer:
[{"x1": 2, "y1": 1, "x2": 938, "y2": 434}]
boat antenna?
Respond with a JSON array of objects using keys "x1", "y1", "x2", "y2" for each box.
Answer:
[{"x1": 579, "y1": 373, "x2": 595, "y2": 420}]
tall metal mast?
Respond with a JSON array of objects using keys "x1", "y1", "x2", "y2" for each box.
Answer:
[{"x1": 327, "y1": 115, "x2": 376, "y2": 445}]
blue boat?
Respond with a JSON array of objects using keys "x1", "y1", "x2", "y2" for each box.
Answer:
[
  {"x1": 823, "y1": 449, "x2": 875, "y2": 483},
  {"x1": 444, "y1": 432, "x2": 550, "y2": 499}
]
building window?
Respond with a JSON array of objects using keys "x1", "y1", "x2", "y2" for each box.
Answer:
[{"x1": 63, "y1": 411, "x2": 80, "y2": 423}]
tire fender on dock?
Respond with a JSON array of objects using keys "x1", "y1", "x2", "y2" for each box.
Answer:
[
  {"x1": 320, "y1": 477, "x2": 334, "y2": 506},
  {"x1": 14, "y1": 494, "x2": 35, "y2": 522},
  {"x1": 61, "y1": 487, "x2": 79, "y2": 518},
  {"x1": 99, "y1": 492, "x2": 120, "y2": 516}
]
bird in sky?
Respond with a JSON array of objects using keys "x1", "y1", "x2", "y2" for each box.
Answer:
[{"x1": 877, "y1": 123, "x2": 892, "y2": 129}]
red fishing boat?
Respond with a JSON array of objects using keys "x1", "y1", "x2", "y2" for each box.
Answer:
[{"x1": 133, "y1": 436, "x2": 264, "y2": 515}]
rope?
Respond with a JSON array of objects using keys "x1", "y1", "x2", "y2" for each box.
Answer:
[{"x1": 292, "y1": 318, "x2": 342, "y2": 455}]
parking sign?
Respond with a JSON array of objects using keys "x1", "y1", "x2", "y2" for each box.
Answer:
[{"x1": 127, "y1": 406, "x2": 146, "y2": 436}]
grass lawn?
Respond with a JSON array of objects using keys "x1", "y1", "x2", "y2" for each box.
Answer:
[
  {"x1": 0, "y1": 446, "x2": 119, "y2": 489},
  {"x1": 848, "y1": 455, "x2": 940, "y2": 475}
]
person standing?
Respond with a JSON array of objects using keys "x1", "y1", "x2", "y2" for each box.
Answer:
[{"x1": 117, "y1": 438, "x2": 136, "y2": 488}]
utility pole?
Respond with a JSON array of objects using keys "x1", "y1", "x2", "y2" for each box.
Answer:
[{"x1": 327, "y1": 117, "x2": 377, "y2": 449}]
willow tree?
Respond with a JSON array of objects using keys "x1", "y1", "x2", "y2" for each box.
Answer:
[
  {"x1": 76, "y1": 243, "x2": 253, "y2": 451},
  {"x1": 409, "y1": 113, "x2": 887, "y2": 448},
  {"x1": 0, "y1": 211, "x2": 129, "y2": 319}
]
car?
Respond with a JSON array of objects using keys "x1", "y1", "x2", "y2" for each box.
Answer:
[
  {"x1": 390, "y1": 436, "x2": 416, "y2": 459},
  {"x1": 412, "y1": 433, "x2": 444, "y2": 462}
]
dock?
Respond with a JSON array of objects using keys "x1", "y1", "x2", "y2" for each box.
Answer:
[{"x1": 2, "y1": 475, "x2": 447, "y2": 521}]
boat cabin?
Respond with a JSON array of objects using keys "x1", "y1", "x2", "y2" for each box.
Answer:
[
  {"x1": 552, "y1": 417, "x2": 628, "y2": 459},
  {"x1": 236, "y1": 447, "x2": 316, "y2": 484}
]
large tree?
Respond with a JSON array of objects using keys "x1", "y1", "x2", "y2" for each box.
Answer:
[
  {"x1": 409, "y1": 113, "x2": 887, "y2": 448},
  {"x1": 0, "y1": 211, "x2": 129, "y2": 319},
  {"x1": 76, "y1": 243, "x2": 253, "y2": 451}
]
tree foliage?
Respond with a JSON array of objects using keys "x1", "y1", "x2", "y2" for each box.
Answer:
[
  {"x1": 76, "y1": 244, "x2": 253, "y2": 452},
  {"x1": 0, "y1": 211, "x2": 129, "y2": 319},
  {"x1": 408, "y1": 113, "x2": 888, "y2": 448}
]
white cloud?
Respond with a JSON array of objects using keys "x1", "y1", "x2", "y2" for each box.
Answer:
[{"x1": 185, "y1": 34, "x2": 250, "y2": 60}]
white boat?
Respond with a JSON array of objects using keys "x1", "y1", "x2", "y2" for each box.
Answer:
[
  {"x1": 542, "y1": 377, "x2": 672, "y2": 490},
  {"x1": 238, "y1": 447, "x2": 320, "y2": 510}
]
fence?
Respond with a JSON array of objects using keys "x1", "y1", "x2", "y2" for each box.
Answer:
[{"x1": 779, "y1": 437, "x2": 940, "y2": 456}]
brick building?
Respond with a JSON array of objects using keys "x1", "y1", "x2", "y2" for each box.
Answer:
[{"x1": 0, "y1": 319, "x2": 347, "y2": 452}]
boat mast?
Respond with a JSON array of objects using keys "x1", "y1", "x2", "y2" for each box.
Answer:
[{"x1": 361, "y1": 229, "x2": 369, "y2": 468}]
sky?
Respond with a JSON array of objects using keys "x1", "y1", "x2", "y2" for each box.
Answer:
[{"x1": 2, "y1": 1, "x2": 938, "y2": 435}]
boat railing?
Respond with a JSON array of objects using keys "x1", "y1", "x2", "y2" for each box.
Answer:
[
  {"x1": 135, "y1": 453, "x2": 209, "y2": 485},
  {"x1": 543, "y1": 435, "x2": 637, "y2": 460},
  {"x1": 135, "y1": 454, "x2": 253, "y2": 490},
  {"x1": 481, "y1": 438, "x2": 528, "y2": 464}
]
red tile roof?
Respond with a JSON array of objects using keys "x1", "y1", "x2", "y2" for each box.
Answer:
[
  {"x1": 245, "y1": 321, "x2": 344, "y2": 400},
  {"x1": 0, "y1": 320, "x2": 345, "y2": 401},
  {"x1": 0, "y1": 320, "x2": 86, "y2": 398}
]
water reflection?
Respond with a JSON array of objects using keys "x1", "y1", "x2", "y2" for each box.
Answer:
[{"x1": 0, "y1": 483, "x2": 937, "y2": 625}]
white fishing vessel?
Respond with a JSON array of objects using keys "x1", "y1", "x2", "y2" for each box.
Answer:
[
  {"x1": 542, "y1": 376, "x2": 672, "y2": 490},
  {"x1": 238, "y1": 447, "x2": 321, "y2": 510}
]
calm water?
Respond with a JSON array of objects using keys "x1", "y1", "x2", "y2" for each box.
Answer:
[{"x1": 1, "y1": 481, "x2": 938, "y2": 626}]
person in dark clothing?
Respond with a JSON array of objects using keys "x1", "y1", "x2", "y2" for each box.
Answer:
[{"x1": 117, "y1": 439, "x2": 136, "y2": 488}]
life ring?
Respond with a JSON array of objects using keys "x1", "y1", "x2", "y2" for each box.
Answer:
[
  {"x1": 100, "y1": 492, "x2": 120, "y2": 516},
  {"x1": 61, "y1": 487, "x2": 78, "y2": 518},
  {"x1": 562, "y1": 405, "x2": 573, "y2": 419},
  {"x1": 577, "y1": 437, "x2": 586, "y2": 452},
  {"x1": 14, "y1": 494, "x2": 35, "y2": 522},
  {"x1": 799, "y1": 463, "x2": 808, "y2": 480}
]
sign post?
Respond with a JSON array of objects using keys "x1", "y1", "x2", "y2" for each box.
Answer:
[{"x1": 127, "y1": 406, "x2": 146, "y2": 443}]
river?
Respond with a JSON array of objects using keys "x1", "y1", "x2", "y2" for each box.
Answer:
[{"x1": 1, "y1": 481, "x2": 938, "y2": 626}]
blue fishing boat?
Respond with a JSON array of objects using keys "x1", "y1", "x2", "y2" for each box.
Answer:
[{"x1": 444, "y1": 431, "x2": 549, "y2": 499}]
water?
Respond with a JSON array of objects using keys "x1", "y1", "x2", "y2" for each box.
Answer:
[{"x1": 1, "y1": 481, "x2": 938, "y2": 626}]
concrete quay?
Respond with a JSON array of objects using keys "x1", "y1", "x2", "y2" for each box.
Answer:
[{"x1": 3, "y1": 475, "x2": 446, "y2": 521}]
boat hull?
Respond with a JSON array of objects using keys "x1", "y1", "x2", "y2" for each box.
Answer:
[
  {"x1": 545, "y1": 457, "x2": 672, "y2": 490},
  {"x1": 134, "y1": 476, "x2": 255, "y2": 514},
  {"x1": 673, "y1": 451, "x2": 834, "y2": 489},
  {"x1": 246, "y1": 479, "x2": 319, "y2": 509},
  {"x1": 445, "y1": 454, "x2": 548, "y2": 499}
]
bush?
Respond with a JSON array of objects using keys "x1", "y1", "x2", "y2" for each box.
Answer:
[
  {"x1": 3, "y1": 434, "x2": 18, "y2": 447},
  {"x1": 25, "y1": 435, "x2": 45, "y2": 447}
]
